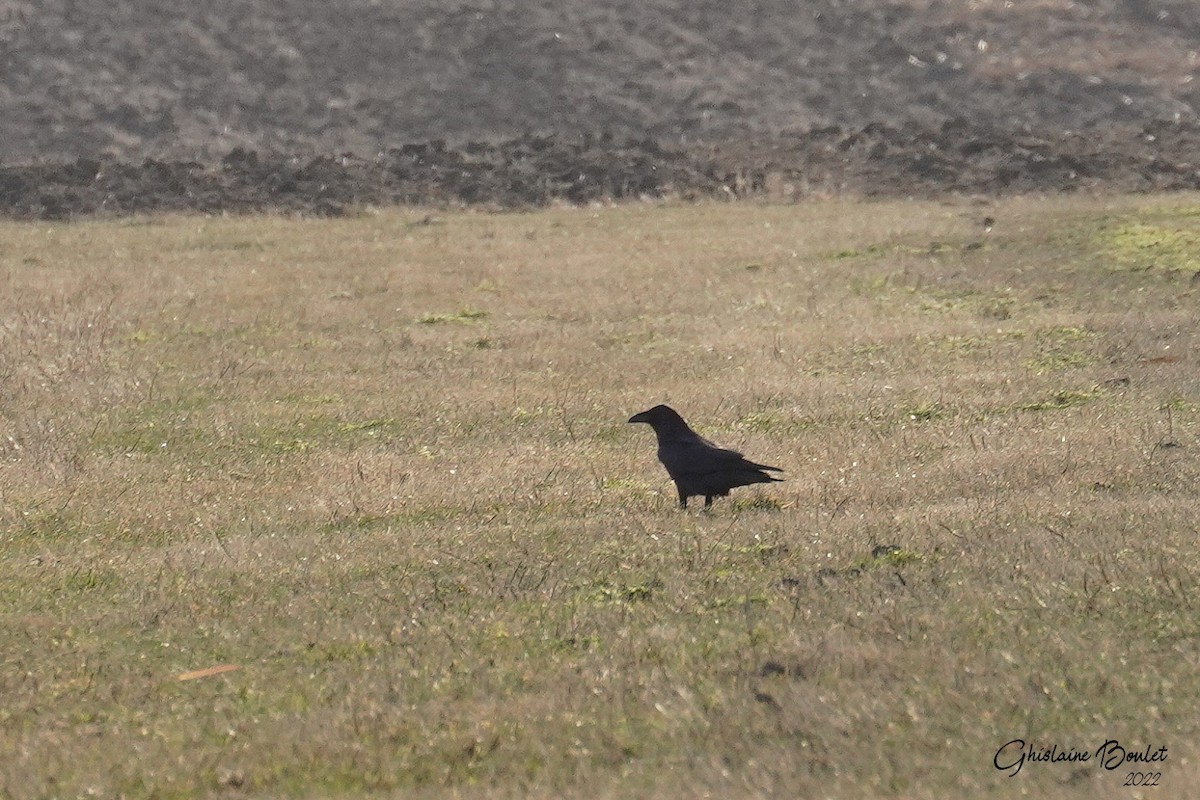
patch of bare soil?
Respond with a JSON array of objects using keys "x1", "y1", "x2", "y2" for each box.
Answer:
[
  {"x1": 3, "y1": 121, "x2": 1200, "y2": 220},
  {"x1": 3, "y1": 1, "x2": 1200, "y2": 216}
]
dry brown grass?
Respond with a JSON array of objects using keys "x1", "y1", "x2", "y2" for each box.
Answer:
[{"x1": 2, "y1": 195, "x2": 1200, "y2": 798}]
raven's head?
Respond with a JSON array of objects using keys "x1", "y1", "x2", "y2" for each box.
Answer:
[{"x1": 628, "y1": 404, "x2": 688, "y2": 431}]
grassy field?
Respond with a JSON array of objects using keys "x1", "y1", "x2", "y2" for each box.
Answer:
[{"x1": 2, "y1": 195, "x2": 1199, "y2": 799}]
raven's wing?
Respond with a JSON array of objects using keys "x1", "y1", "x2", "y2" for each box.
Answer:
[
  {"x1": 696, "y1": 433, "x2": 733, "y2": 452},
  {"x1": 660, "y1": 438, "x2": 782, "y2": 479},
  {"x1": 691, "y1": 434, "x2": 781, "y2": 471}
]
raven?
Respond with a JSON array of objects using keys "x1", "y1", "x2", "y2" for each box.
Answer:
[{"x1": 628, "y1": 404, "x2": 783, "y2": 508}]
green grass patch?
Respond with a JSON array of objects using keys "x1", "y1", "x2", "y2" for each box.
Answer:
[
  {"x1": 248, "y1": 415, "x2": 406, "y2": 454},
  {"x1": 1026, "y1": 350, "x2": 1093, "y2": 372},
  {"x1": 1099, "y1": 222, "x2": 1200, "y2": 272},
  {"x1": 586, "y1": 577, "x2": 663, "y2": 604},
  {"x1": 902, "y1": 400, "x2": 944, "y2": 423},
  {"x1": 91, "y1": 396, "x2": 215, "y2": 454},
  {"x1": 730, "y1": 495, "x2": 785, "y2": 513},
  {"x1": 846, "y1": 546, "x2": 923, "y2": 573},
  {"x1": 418, "y1": 308, "x2": 489, "y2": 324},
  {"x1": 1012, "y1": 387, "x2": 1102, "y2": 412},
  {"x1": 826, "y1": 243, "x2": 889, "y2": 260},
  {"x1": 737, "y1": 411, "x2": 776, "y2": 432}
]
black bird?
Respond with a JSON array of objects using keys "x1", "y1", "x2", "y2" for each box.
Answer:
[{"x1": 628, "y1": 404, "x2": 783, "y2": 508}]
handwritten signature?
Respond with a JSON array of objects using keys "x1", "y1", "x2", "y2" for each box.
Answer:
[{"x1": 994, "y1": 739, "x2": 1168, "y2": 777}]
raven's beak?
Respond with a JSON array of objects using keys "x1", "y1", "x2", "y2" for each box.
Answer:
[{"x1": 628, "y1": 411, "x2": 648, "y2": 424}]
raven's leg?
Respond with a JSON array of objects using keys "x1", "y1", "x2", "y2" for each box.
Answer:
[
  {"x1": 676, "y1": 485, "x2": 689, "y2": 509},
  {"x1": 704, "y1": 495, "x2": 714, "y2": 508}
]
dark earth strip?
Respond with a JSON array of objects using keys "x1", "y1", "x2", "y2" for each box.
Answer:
[{"x1": 3, "y1": 120, "x2": 1200, "y2": 220}]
